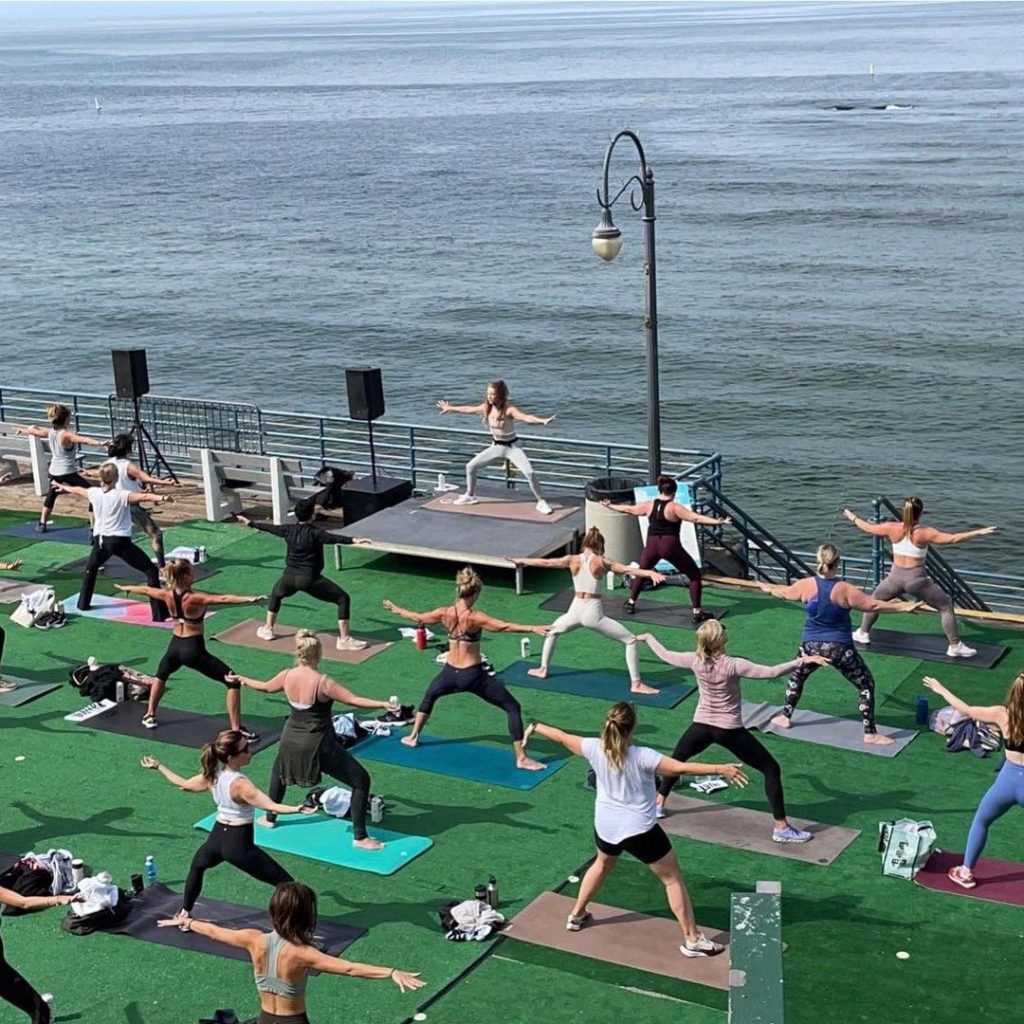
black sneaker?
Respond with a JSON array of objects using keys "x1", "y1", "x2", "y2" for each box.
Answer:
[
  {"x1": 35, "y1": 522, "x2": 47, "y2": 534},
  {"x1": 691, "y1": 610, "x2": 715, "y2": 625},
  {"x1": 622, "y1": 600, "x2": 636, "y2": 616},
  {"x1": 238, "y1": 725, "x2": 260, "y2": 742},
  {"x1": 378, "y1": 705, "x2": 415, "y2": 725},
  {"x1": 48, "y1": 608, "x2": 67, "y2": 628},
  {"x1": 32, "y1": 612, "x2": 54, "y2": 630}
]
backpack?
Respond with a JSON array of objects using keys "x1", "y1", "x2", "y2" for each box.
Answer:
[
  {"x1": 60, "y1": 888, "x2": 133, "y2": 935},
  {"x1": 69, "y1": 663, "x2": 124, "y2": 702},
  {"x1": 311, "y1": 465, "x2": 354, "y2": 509}
]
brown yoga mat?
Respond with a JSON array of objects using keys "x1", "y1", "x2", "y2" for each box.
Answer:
[
  {"x1": 506, "y1": 891, "x2": 730, "y2": 990},
  {"x1": 213, "y1": 619, "x2": 391, "y2": 666},
  {"x1": 422, "y1": 493, "x2": 579, "y2": 524},
  {"x1": 662, "y1": 794, "x2": 861, "y2": 866}
]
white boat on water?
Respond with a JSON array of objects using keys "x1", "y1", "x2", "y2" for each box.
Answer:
[{"x1": 94, "y1": 96, "x2": 102, "y2": 113}]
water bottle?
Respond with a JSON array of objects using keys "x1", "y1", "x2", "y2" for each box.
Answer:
[
  {"x1": 474, "y1": 883, "x2": 488, "y2": 903},
  {"x1": 916, "y1": 695, "x2": 929, "y2": 726},
  {"x1": 144, "y1": 855, "x2": 157, "y2": 887},
  {"x1": 414, "y1": 624, "x2": 427, "y2": 651},
  {"x1": 520, "y1": 637, "x2": 531, "y2": 659},
  {"x1": 115, "y1": 678, "x2": 125, "y2": 702},
  {"x1": 87, "y1": 656, "x2": 99, "y2": 673},
  {"x1": 71, "y1": 859, "x2": 85, "y2": 885},
  {"x1": 486, "y1": 874, "x2": 499, "y2": 910},
  {"x1": 198, "y1": 545, "x2": 207, "y2": 564},
  {"x1": 370, "y1": 795, "x2": 385, "y2": 823}
]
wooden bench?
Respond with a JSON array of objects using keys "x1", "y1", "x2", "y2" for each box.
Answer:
[
  {"x1": 194, "y1": 448, "x2": 320, "y2": 524},
  {"x1": 729, "y1": 881, "x2": 784, "y2": 1024},
  {"x1": 0, "y1": 424, "x2": 48, "y2": 496}
]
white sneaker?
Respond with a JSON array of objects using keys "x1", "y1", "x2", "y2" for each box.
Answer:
[
  {"x1": 0, "y1": 678, "x2": 19, "y2": 693},
  {"x1": 852, "y1": 628, "x2": 871, "y2": 644},
  {"x1": 256, "y1": 626, "x2": 277, "y2": 641},
  {"x1": 337, "y1": 636, "x2": 369, "y2": 651},
  {"x1": 680, "y1": 933, "x2": 725, "y2": 958},
  {"x1": 947, "y1": 641, "x2": 977, "y2": 659},
  {"x1": 453, "y1": 493, "x2": 478, "y2": 506},
  {"x1": 535, "y1": 499, "x2": 553, "y2": 515}
]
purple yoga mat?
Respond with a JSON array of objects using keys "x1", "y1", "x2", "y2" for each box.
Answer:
[{"x1": 915, "y1": 850, "x2": 1024, "y2": 906}]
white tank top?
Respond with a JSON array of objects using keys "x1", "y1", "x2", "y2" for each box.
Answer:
[
  {"x1": 47, "y1": 428, "x2": 78, "y2": 476},
  {"x1": 572, "y1": 553, "x2": 602, "y2": 593},
  {"x1": 103, "y1": 457, "x2": 141, "y2": 494},
  {"x1": 88, "y1": 486, "x2": 133, "y2": 537},
  {"x1": 211, "y1": 768, "x2": 254, "y2": 825},
  {"x1": 892, "y1": 530, "x2": 928, "y2": 559}
]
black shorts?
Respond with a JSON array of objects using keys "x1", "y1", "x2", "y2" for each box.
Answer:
[{"x1": 594, "y1": 823, "x2": 672, "y2": 864}]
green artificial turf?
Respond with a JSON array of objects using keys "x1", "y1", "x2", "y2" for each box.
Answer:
[{"x1": 0, "y1": 516, "x2": 1021, "y2": 1024}]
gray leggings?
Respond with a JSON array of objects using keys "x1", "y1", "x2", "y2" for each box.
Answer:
[
  {"x1": 859, "y1": 565, "x2": 958, "y2": 642},
  {"x1": 465, "y1": 442, "x2": 545, "y2": 501}
]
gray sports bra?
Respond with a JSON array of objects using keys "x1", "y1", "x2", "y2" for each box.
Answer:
[{"x1": 254, "y1": 931, "x2": 307, "y2": 998}]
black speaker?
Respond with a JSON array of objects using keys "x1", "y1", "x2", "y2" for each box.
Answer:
[
  {"x1": 112, "y1": 348, "x2": 150, "y2": 399},
  {"x1": 340, "y1": 476, "x2": 413, "y2": 524},
  {"x1": 345, "y1": 367, "x2": 385, "y2": 421}
]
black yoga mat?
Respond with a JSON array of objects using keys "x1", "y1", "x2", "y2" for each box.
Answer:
[
  {"x1": 854, "y1": 628, "x2": 1007, "y2": 670},
  {"x1": 73, "y1": 699, "x2": 281, "y2": 754},
  {"x1": 60, "y1": 556, "x2": 218, "y2": 582},
  {"x1": 1, "y1": 521, "x2": 94, "y2": 545},
  {"x1": 540, "y1": 589, "x2": 728, "y2": 629},
  {"x1": 110, "y1": 883, "x2": 366, "y2": 962}
]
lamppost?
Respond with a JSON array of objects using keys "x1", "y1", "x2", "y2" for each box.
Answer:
[{"x1": 591, "y1": 129, "x2": 661, "y2": 483}]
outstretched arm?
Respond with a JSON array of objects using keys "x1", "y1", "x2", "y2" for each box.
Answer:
[
  {"x1": 922, "y1": 676, "x2": 1007, "y2": 728},
  {"x1": 321, "y1": 677, "x2": 393, "y2": 711},
  {"x1": 528, "y1": 722, "x2": 584, "y2": 756},
  {"x1": 732, "y1": 655, "x2": 827, "y2": 679},
  {"x1": 228, "y1": 670, "x2": 288, "y2": 694},
  {"x1": 62, "y1": 430, "x2": 106, "y2": 447},
  {"x1": 673, "y1": 503, "x2": 731, "y2": 527},
  {"x1": 140, "y1": 756, "x2": 208, "y2": 792},
  {"x1": 842, "y1": 509, "x2": 894, "y2": 537},
  {"x1": 507, "y1": 405, "x2": 555, "y2": 426},
  {"x1": 436, "y1": 399, "x2": 485, "y2": 415},
  {"x1": 231, "y1": 776, "x2": 308, "y2": 816},
  {"x1": 0, "y1": 886, "x2": 79, "y2": 911},
  {"x1": 127, "y1": 491, "x2": 172, "y2": 507},
  {"x1": 471, "y1": 610, "x2": 549, "y2": 636},
  {"x1": 236, "y1": 516, "x2": 287, "y2": 537},
  {"x1": 52, "y1": 482, "x2": 90, "y2": 499},
  {"x1": 919, "y1": 525, "x2": 998, "y2": 546},
  {"x1": 381, "y1": 599, "x2": 447, "y2": 625},
  {"x1": 601, "y1": 499, "x2": 650, "y2": 517},
  {"x1": 162, "y1": 917, "x2": 262, "y2": 951},
  {"x1": 606, "y1": 560, "x2": 664, "y2": 584},
  {"x1": 638, "y1": 634, "x2": 696, "y2": 671},
  {"x1": 836, "y1": 582, "x2": 919, "y2": 614},
  {"x1": 199, "y1": 592, "x2": 266, "y2": 606},
  {"x1": 115, "y1": 584, "x2": 170, "y2": 604},
  {"x1": 758, "y1": 578, "x2": 812, "y2": 602},
  {"x1": 14, "y1": 425, "x2": 49, "y2": 438},
  {"x1": 127, "y1": 465, "x2": 179, "y2": 488},
  {"x1": 295, "y1": 947, "x2": 425, "y2": 992},
  {"x1": 659, "y1": 756, "x2": 748, "y2": 785},
  {"x1": 509, "y1": 554, "x2": 573, "y2": 569}
]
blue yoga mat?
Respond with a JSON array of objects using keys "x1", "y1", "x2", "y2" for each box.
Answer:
[
  {"x1": 356, "y1": 732, "x2": 567, "y2": 790},
  {"x1": 1, "y1": 521, "x2": 95, "y2": 545},
  {"x1": 498, "y1": 660, "x2": 694, "y2": 709},
  {"x1": 194, "y1": 811, "x2": 432, "y2": 876}
]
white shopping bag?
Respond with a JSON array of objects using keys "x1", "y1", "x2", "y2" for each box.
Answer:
[{"x1": 878, "y1": 818, "x2": 936, "y2": 880}]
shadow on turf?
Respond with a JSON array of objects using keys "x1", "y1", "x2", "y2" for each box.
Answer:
[
  {"x1": 7, "y1": 801, "x2": 178, "y2": 850},
  {"x1": 384, "y1": 795, "x2": 558, "y2": 839}
]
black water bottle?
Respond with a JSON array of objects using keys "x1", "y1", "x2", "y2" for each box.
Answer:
[
  {"x1": 486, "y1": 875, "x2": 498, "y2": 910},
  {"x1": 474, "y1": 883, "x2": 487, "y2": 903}
]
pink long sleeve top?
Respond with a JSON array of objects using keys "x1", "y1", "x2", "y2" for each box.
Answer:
[{"x1": 645, "y1": 636, "x2": 802, "y2": 730}]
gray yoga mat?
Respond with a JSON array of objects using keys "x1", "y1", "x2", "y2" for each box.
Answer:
[
  {"x1": 540, "y1": 589, "x2": 728, "y2": 629},
  {"x1": 855, "y1": 628, "x2": 1007, "y2": 670},
  {"x1": 0, "y1": 580, "x2": 49, "y2": 604},
  {"x1": 0, "y1": 677, "x2": 62, "y2": 708},
  {"x1": 661, "y1": 794, "x2": 861, "y2": 866},
  {"x1": 109, "y1": 883, "x2": 365, "y2": 962},
  {"x1": 741, "y1": 700, "x2": 918, "y2": 757},
  {"x1": 60, "y1": 555, "x2": 217, "y2": 582},
  {"x1": 1, "y1": 521, "x2": 94, "y2": 545}
]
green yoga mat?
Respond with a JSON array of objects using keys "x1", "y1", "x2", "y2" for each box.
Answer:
[
  {"x1": 356, "y1": 733, "x2": 567, "y2": 790},
  {"x1": 0, "y1": 678, "x2": 62, "y2": 707},
  {"x1": 194, "y1": 810, "x2": 432, "y2": 876},
  {"x1": 498, "y1": 659, "x2": 694, "y2": 709}
]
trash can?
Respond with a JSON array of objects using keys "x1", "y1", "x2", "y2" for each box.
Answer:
[{"x1": 584, "y1": 476, "x2": 644, "y2": 568}]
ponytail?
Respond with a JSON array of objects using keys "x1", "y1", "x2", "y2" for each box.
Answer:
[
  {"x1": 902, "y1": 496, "x2": 923, "y2": 540},
  {"x1": 582, "y1": 527, "x2": 605, "y2": 556},
  {"x1": 455, "y1": 567, "x2": 482, "y2": 601},
  {"x1": 200, "y1": 729, "x2": 245, "y2": 783},
  {"x1": 600, "y1": 701, "x2": 636, "y2": 771}
]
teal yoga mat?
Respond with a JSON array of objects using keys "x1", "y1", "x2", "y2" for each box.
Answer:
[
  {"x1": 194, "y1": 811, "x2": 432, "y2": 876},
  {"x1": 498, "y1": 659, "x2": 694, "y2": 708},
  {"x1": 356, "y1": 732, "x2": 567, "y2": 790}
]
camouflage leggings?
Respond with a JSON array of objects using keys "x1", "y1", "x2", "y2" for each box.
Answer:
[{"x1": 781, "y1": 640, "x2": 877, "y2": 734}]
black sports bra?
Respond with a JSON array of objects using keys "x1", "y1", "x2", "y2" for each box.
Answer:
[
  {"x1": 448, "y1": 606, "x2": 481, "y2": 644},
  {"x1": 173, "y1": 590, "x2": 206, "y2": 624}
]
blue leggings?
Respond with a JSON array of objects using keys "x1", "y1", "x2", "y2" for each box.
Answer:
[{"x1": 964, "y1": 759, "x2": 1024, "y2": 868}]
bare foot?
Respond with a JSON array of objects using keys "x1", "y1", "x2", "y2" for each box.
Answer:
[
  {"x1": 517, "y1": 756, "x2": 547, "y2": 771},
  {"x1": 863, "y1": 733, "x2": 895, "y2": 746},
  {"x1": 527, "y1": 667, "x2": 548, "y2": 679},
  {"x1": 770, "y1": 714, "x2": 791, "y2": 730},
  {"x1": 353, "y1": 837, "x2": 385, "y2": 851},
  {"x1": 400, "y1": 734, "x2": 420, "y2": 748},
  {"x1": 256, "y1": 815, "x2": 277, "y2": 829},
  {"x1": 630, "y1": 681, "x2": 659, "y2": 695}
]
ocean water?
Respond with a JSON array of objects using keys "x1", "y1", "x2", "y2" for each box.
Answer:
[{"x1": 1, "y1": 1, "x2": 1021, "y2": 567}]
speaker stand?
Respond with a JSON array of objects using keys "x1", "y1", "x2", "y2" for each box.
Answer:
[
  {"x1": 130, "y1": 396, "x2": 179, "y2": 483},
  {"x1": 366, "y1": 418, "x2": 378, "y2": 488}
]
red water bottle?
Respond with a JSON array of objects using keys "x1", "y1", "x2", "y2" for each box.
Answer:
[{"x1": 414, "y1": 624, "x2": 427, "y2": 651}]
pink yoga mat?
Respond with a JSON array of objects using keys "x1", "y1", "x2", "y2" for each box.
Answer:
[{"x1": 915, "y1": 851, "x2": 1024, "y2": 906}]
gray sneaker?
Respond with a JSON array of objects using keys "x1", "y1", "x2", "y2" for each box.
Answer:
[
  {"x1": 680, "y1": 933, "x2": 725, "y2": 957},
  {"x1": 565, "y1": 911, "x2": 592, "y2": 932}
]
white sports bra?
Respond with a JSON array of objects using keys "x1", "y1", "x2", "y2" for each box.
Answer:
[
  {"x1": 211, "y1": 768, "x2": 254, "y2": 825},
  {"x1": 573, "y1": 553, "x2": 602, "y2": 593},
  {"x1": 892, "y1": 530, "x2": 928, "y2": 559}
]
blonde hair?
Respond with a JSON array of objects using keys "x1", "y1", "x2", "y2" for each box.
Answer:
[
  {"x1": 815, "y1": 543, "x2": 840, "y2": 575},
  {"x1": 163, "y1": 558, "x2": 194, "y2": 590},
  {"x1": 46, "y1": 403, "x2": 70, "y2": 428},
  {"x1": 901, "y1": 496, "x2": 924, "y2": 540},
  {"x1": 98, "y1": 462, "x2": 119, "y2": 490},
  {"x1": 600, "y1": 701, "x2": 636, "y2": 772},
  {"x1": 1005, "y1": 671, "x2": 1024, "y2": 749},
  {"x1": 295, "y1": 628, "x2": 322, "y2": 666},
  {"x1": 455, "y1": 567, "x2": 482, "y2": 601},
  {"x1": 695, "y1": 619, "x2": 727, "y2": 663}
]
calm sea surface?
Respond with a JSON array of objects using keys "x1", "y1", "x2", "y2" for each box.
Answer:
[{"x1": 1, "y1": 1, "x2": 1021, "y2": 568}]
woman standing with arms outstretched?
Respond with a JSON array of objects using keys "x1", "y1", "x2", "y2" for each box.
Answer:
[
  {"x1": 116, "y1": 558, "x2": 264, "y2": 735},
  {"x1": 383, "y1": 567, "x2": 549, "y2": 770},
  {"x1": 230, "y1": 630, "x2": 400, "y2": 852},
  {"x1": 436, "y1": 380, "x2": 556, "y2": 514},
  {"x1": 758, "y1": 543, "x2": 921, "y2": 746},
  {"x1": 527, "y1": 703, "x2": 745, "y2": 955},
  {"x1": 141, "y1": 730, "x2": 311, "y2": 921},
  {"x1": 844, "y1": 497, "x2": 996, "y2": 658},
  {"x1": 603, "y1": 475, "x2": 730, "y2": 625},
  {"x1": 639, "y1": 621, "x2": 830, "y2": 842},
  {"x1": 511, "y1": 526, "x2": 666, "y2": 695},
  {"x1": 923, "y1": 672, "x2": 1024, "y2": 889},
  {"x1": 15, "y1": 403, "x2": 106, "y2": 533},
  {"x1": 159, "y1": 881, "x2": 423, "y2": 1022}
]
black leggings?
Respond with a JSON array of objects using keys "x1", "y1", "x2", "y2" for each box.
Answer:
[
  {"x1": 419, "y1": 663, "x2": 525, "y2": 741},
  {"x1": 43, "y1": 471, "x2": 90, "y2": 513},
  {"x1": 628, "y1": 534, "x2": 703, "y2": 610},
  {"x1": 77, "y1": 535, "x2": 167, "y2": 621},
  {"x1": 657, "y1": 721, "x2": 786, "y2": 820},
  {"x1": 156, "y1": 634, "x2": 237, "y2": 687},
  {"x1": 268, "y1": 571, "x2": 350, "y2": 618},
  {"x1": 182, "y1": 822, "x2": 291, "y2": 913},
  {"x1": 0, "y1": 937, "x2": 49, "y2": 1023},
  {"x1": 268, "y1": 744, "x2": 371, "y2": 840}
]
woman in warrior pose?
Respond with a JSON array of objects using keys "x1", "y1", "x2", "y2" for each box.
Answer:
[
  {"x1": 141, "y1": 730, "x2": 311, "y2": 921},
  {"x1": 159, "y1": 881, "x2": 423, "y2": 1023},
  {"x1": 603, "y1": 475, "x2": 731, "y2": 625},
  {"x1": 758, "y1": 543, "x2": 921, "y2": 745},
  {"x1": 382, "y1": 567, "x2": 549, "y2": 770},
  {"x1": 526, "y1": 703, "x2": 745, "y2": 956},
  {"x1": 511, "y1": 526, "x2": 666, "y2": 695},
  {"x1": 237, "y1": 498, "x2": 371, "y2": 651},
  {"x1": 639, "y1": 620, "x2": 830, "y2": 842},
  {"x1": 15, "y1": 403, "x2": 107, "y2": 533},
  {"x1": 844, "y1": 497, "x2": 996, "y2": 658},
  {"x1": 116, "y1": 558, "x2": 264, "y2": 735},
  {"x1": 230, "y1": 629, "x2": 400, "y2": 851},
  {"x1": 436, "y1": 380, "x2": 556, "y2": 514},
  {"x1": 923, "y1": 671, "x2": 1024, "y2": 888}
]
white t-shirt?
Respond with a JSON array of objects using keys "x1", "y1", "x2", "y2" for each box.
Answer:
[
  {"x1": 581, "y1": 737, "x2": 663, "y2": 844},
  {"x1": 102, "y1": 457, "x2": 141, "y2": 494},
  {"x1": 88, "y1": 486, "x2": 132, "y2": 538}
]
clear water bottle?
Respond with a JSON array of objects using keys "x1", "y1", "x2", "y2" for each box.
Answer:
[
  {"x1": 87, "y1": 656, "x2": 99, "y2": 672},
  {"x1": 486, "y1": 874, "x2": 499, "y2": 910},
  {"x1": 370, "y1": 795, "x2": 385, "y2": 823},
  {"x1": 144, "y1": 855, "x2": 157, "y2": 887},
  {"x1": 198, "y1": 545, "x2": 207, "y2": 564}
]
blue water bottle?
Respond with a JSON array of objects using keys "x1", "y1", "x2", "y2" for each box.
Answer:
[
  {"x1": 144, "y1": 855, "x2": 157, "y2": 887},
  {"x1": 916, "y1": 695, "x2": 929, "y2": 726}
]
